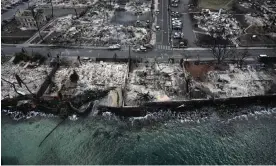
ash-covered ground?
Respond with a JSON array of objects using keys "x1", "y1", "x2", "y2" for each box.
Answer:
[{"x1": 47, "y1": 0, "x2": 155, "y2": 47}]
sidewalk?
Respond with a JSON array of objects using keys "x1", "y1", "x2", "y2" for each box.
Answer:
[{"x1": 24, "y1": 18, "x2": 58, "y2": 44}]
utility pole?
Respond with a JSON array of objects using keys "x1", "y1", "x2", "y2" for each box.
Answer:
[
  {"x1": 128, "y1": 45, "x2": 131, "y2": 59},
  {"x1": 128, "y1": 45, "x2": 131, "y2": 71},
  {"x1": 1, "y1": 50, "x2": 6, "y2": 57}
]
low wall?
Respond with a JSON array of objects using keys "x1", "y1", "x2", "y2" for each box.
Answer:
[
  {"x1": 144, "y1": 94, "x2": 276, "y2": 109},
  {"x1": 98, "y1": 94, "x2": 276, "y2": 117}
]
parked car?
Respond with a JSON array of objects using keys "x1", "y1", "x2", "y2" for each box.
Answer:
[
  {"x1": 6, "y1": 5, "x2": 12, "y2": 9},
  {"x1": 171, "y1": 3, "x2": 178, "y2": 7},
  {"x1": 172, "y1": 24, "x2": 182, "y2": 30},
  {"x1": 171, "y1": 11, "x2": 181, "y2": 17},
  {"x1": 171, "y1": 18, "x2": 181, "y2": 21},
  {"x1": 143, "y1": 44, "x2": 153, "y2": 49},
  {"x1": 140, "y1": 45, "x2": 147, "y2": 52},
  {"x1": 82, "y1": 57, "x2": 91, "y2": 61},
  {"x1": 108, "y1": 44, "x2": 121, "y2": 50},
  {"x1": 172, "y1": 19, "x2": 182, "y2": 29},
  {"x1": 133, "y1": 45, "x2": 147, "y2": 52},
  {"x1": 171, "y1": 0, "x2": 179, "y2": 3},
  {"x1": 155, "y1": 25, "x2": 160, "y2": 30},
  {"x1": 173, "y1": 32, "x2": 183, "y2": 39}
]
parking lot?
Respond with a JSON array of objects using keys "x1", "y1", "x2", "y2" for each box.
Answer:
[
  {"x1": 169, "y1": 0, "x2": 197, "y2": 48},
  {"x1": 156, "y1": 0, "x2": 197, "y2": 49}
]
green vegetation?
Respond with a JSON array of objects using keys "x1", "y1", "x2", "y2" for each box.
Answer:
[{"x1": 199, "y1": 0, "x2": 233, "y2": 10}]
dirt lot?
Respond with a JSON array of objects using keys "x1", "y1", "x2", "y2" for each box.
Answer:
[
  {"x1": 238, "y1": 34, "x2": 276, "y2": 47},
  {"x1": 195, "y1": 33, "x2": 232, "y2": 46},
  {"x1": 184, "y1": 61, "x2": 215, "y2": 81}
]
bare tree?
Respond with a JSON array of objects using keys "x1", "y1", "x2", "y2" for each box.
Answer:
[
  {"x1": 211, "y1": 42, "x2": 235, "y2": 64},
  {"x1": 235, "y1": 49, "x2": 251, "y2": 68},
  {"x1": 72, "y1": 2, "x2": 78, "y2": 18},
  {"x1": 1, "y1": 78, "x2": 24, "y2": 96},
  {"x1": 185, "y1": 74, "x2": 192, "y2": 99},
  {"x1": 74, "y1": 8, "x2": 78, "y2": 18},
  {"x1": 1, "y1": 74, "x2": 34, "y2": 96},
  {"x1": 31, "y1": 8, "x2": 44, "y2": 42}
]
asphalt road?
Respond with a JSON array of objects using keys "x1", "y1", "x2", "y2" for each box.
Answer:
[
  {"x1": 2, "y1": 45, "x2": 275, "y2": 61},
  {"x1": 156, "y1": 0, "x2": 169, "y2": 46}
]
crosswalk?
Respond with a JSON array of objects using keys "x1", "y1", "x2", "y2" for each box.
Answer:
[
  {"x1": 120, "y1": 46, "x2": 130, "y2": 51},
  {"x1": 118, "y1": 45, "x2": 173, "y2": 51},
  {"x1": 155, "y1": 44, "x2": 172, "y2": 50}
]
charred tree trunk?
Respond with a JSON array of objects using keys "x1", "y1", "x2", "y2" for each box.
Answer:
[
  {"x1": 36, "y1": 63, "x2": 60, "y2": 98},
  {"x1": 74, "y1": 8, "x2": 78, "y2": 18}
]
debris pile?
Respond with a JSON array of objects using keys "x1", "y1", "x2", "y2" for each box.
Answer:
[
  {"x1": 1, "y1": 62, "x2": 51, "y2": 99},
  {"x1": 54, "y1": 15, "x2": 74, "y2": 32},
  {"x1": 53, "y1": 61, "x2": 127, "y2": 96},
  {"x1": 194, "y1": 9, "x2": 242, "y2": 45},
  {"x1": 125, "y1": 62, "x2": 185, "y2": 106},
  {"x1": 124, "y1": 0, "x2": 151, "y2": 15},
  {"x1": 33, "y1": 0, "x2": 98, "y2": 8},
  {"x1": 238, "y1": 1, "x2": 276, "y2": 31},
  {"x1": 198, "y1": 64, "x2": 276, "y2": 98},
  {"x1": 49, "y1": 0, "x2": 153, "y2": 46},
  {"x1": 1, "y1": 0, "x2": 23, "y2": 10}
]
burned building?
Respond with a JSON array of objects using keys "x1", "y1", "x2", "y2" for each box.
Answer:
[{"x1": 15, "y1": 9, "x2": 47, "y2": 30}]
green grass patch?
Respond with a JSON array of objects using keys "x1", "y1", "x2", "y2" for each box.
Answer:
[{"x1": 199, "y1": 0, "x2": 233, "y2": 10}]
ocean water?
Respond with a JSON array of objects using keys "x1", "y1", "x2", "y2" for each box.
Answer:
[{"x1": 1, "y1": 107, "x2": 276, "y2": 165}]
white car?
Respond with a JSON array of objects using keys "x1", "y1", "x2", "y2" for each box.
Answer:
[
  {"x1": 172, "y1": 20, "x2": 182, "y2": 24},
  {"x1": 82, "y1": 57, "x2": 90, "y2": 60},
  {"x1": 108, "y1": 44, "x2": 121, "y2": 50},
  {"x1": 155, "y1": 25, "x2": 160, "y2": 30},
  {"x1": 171, "y1": 18, "x2": 179, "y2": 21},
  {"x1": 259, "y1": 54, "x2": 268, "y2": 58},
  {"x1": 134, "y1": 46, "x2": 147, "y2": 52},
  {"x1": 140, "y1": 45, "x2": 147, "y2": 51}
]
